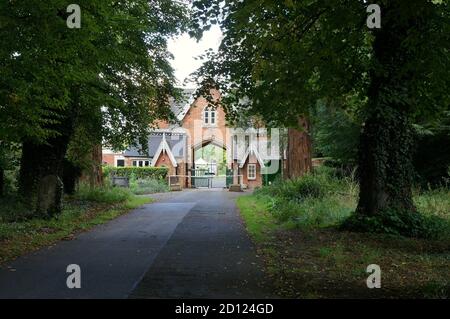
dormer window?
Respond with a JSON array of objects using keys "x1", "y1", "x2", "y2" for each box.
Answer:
[{"x1": 204, "y1": 106, "x2": 216, "y2": 126}]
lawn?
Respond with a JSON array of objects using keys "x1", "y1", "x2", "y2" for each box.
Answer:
[
  {"x1": 0, "y1": 186, "x2": 152, "y2": 264},
  {"x1": 237, "y1": 171, "x2": 450, "y2": 299}
]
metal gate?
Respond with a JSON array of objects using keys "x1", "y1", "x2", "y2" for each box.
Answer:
[{"x1": 190, "y1": 169, "x2": 227, "y2": 188}]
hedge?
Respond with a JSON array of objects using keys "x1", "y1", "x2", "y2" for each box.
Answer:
[{"x1": 103, "y1": 166, "x2": 168, "y2": 180}]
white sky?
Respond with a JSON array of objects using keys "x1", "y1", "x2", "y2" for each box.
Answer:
[{"x1": 168, "y1": 25, "x2": 223, "y2": 88}]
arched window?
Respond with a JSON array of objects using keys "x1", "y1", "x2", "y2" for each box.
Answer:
[{"x1": 204, "y1": 106, "x2": 216, "y2": 126}]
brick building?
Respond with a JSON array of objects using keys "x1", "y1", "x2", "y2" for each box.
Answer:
[{"x1": 102, "y1": 89, "x2": 281, "y2": 189}]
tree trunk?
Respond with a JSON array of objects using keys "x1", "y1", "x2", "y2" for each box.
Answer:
[
  {"x1": 356, "y1": 2, "x2": 426, "y2": 217},
  {"x1": 89, "y1": 144, "x2": 103, "y2": 188},
  {"x1": 0, "y1": 167, "x2": 4, "y2": 197},
  {"x1": 62, "y1": 159, "x2": 82, "y2": 195},
  {"x1": 18, "y1": 115, "x2": 75, "y2": 216},
  {"x1": 357, "y1": 106, "x2": 415, "y2": 216},
  {"x1": 285, "y1": 117, "x2": 312, "y2": 179}
]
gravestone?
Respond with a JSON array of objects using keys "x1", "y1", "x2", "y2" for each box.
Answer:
[{"x1": 37, "y1": 175, "x2": 63, "y2": 217}]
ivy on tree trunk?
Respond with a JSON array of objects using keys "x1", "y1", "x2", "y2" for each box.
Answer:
[
  {"x1": 0, "y1": 167, "x2": 4, "y2": 196},
  {"x1": 18, "y1": 114, "x2": 75, "y2": 216}
]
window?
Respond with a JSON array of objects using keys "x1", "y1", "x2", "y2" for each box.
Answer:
[
  {"x1": 248, "y1": 164, "x2": 256, "y2": 180},
  {"x1": 204, "y1": 109, "x2": 209, "y2": 124},
  {"x1": 210, "y1": 109, "x2": 216, "y2": 124},
  {"x1": 116, "y1": 159, "x2": 125, "y2": 167},
  {"x1": 132, "y1": 159, "x2": 150, "y2": 167},
  {"x1": 204, "y1": 107, "x2": 216, "y2": 126}
]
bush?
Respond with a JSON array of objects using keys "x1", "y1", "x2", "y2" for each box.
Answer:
[
  {"x1": 255, "y1": 166, "x2": 357, "y2": 227},
  {"x1": 103, "y1": 166, "x2": 168, "y2": 180},
  {"x1": 341, "y1": 208, "x2": 450, "y2": 239},
  {"x1": 0, "y1": 195, "x2": 34, "y2": 222},
  {"x1": 341, "y1": 187, "x2": 450, "y2": 239},
  {"x1": 74, "y1": 184, "x2": 132, "y2": 204},
  {"x1": 130, "y1": 178, "x2": 169, "y2": 195},
  {"x1": 255, "y1": 166, "x2": 344, "y2": 202}
]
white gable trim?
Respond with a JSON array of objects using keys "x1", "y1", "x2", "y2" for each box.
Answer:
[
  {"x1": 239, "y1": 145, "x2": 265, "y2": 168},
  {"x1": 151, "y1": 134, "x2": 178, "y2": 168}
]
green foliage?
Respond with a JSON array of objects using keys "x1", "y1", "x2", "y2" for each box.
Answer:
[
  {"x1": 343, "y1": 183, "x2": 450, "y2": 240},
  {"x1": 74, "y1": 184, "x2": 132, "y2": 204},
  {"x1": 0, "y1": 1, "x2": 189, "y2": 148},
  {"x1": 413, "y1": 110, "x2": 450, "y2": 187},
  {"x1": 192, "y1": 1, "x2": 448, "y2": 125},
  {"x1": 191, "y1": 0, "x2": 449, "y2": 229},
  {"x1": 255, "y1": 167, "x2": 357, "y2": 226},
  {"x1": 103, "y1": 166, "x2": 168, "y2": 180},
  {"x1": 311, "y1": 100, "x2": 360, "y2": 165},
  {"x1": 341, "y1": 208, "x2": 449, "y2": 240},
  {"x1": 0, "y1": 195, "x2": 34, "y2": 222},
  {"x1": 130, "y1": 178, "x2": 169, "y2": 195}
]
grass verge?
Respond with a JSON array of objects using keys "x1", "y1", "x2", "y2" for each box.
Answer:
[
  {"x1": 237, "y1": 168, "x2": 450, "y2": 298},
  {"x1": 238, "y1": 195, "x2": 449, "y2": 298},
  {"x1": 0, "y1": 188, "x2": 152, "y2": 265}
]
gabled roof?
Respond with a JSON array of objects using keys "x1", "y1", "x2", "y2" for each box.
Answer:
[
  {"x1": 150, "y1": 134, "x2": 178, "y2": 167},
  {"x1": 239, "y1": 145, "x2": 265, "y2": 168},
  {"x1": 169, "y1": 88, "x2": 196, "y2": 122},
  {"x1": 124, "y1": 132, "x2": 186, "y2": 158}
]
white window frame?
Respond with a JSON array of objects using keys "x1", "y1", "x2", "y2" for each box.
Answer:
[
  {"x1": 247, "y1": 164, "x2": 257, "y2": 180},
  {"x1": 203, "y1": 106, "x2": 217, "y2": 127},
  {"x1": 131, "y1": 159, "x2": 151, "y2": 167}
]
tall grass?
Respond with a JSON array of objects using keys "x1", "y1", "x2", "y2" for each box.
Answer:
[
  {"x1": 74, "y1": 183, "x2": 132, "y2": 203},
  {"x1": 254, "y1": 166, "x2": 450, "y2": 238},
  {"x1": 129, "y1": 178, "x2": 169, "y2": 195},
  {"x1": 254, "y1": 166, "x2": 358, "y2": 228}
]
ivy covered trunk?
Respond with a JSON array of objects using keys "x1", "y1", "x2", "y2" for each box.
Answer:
[
  {"x1": 357, "y1": 106, "x2": 415, "y2": 216},
  {"x1": 18, "y1": 114, "x2": 75, "y2": 217},
  {"x1": 352, "y1": 2, "x2": 430, "y2": 237},
  {"x1": 0, "y1": 167, "x2": 4, "y2": 196}
]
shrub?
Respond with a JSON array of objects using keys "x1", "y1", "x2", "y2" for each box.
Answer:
[
  {"x1": 254, "y1": 166, "x2": 357, "y2": 227},
  {"x1": 130, "y1": 178, "x2": 169, "y2": 195},
  {"x1": 74, "y1": 183, "x2": 132, "y2": 204},
  {"x1": 0, "y1": 195, "x2": 34, "y2": 222},
  {"x1": 103, "y1": 166, "x2": 168, "y2": 180},
  {"x1": 341, "y1": 208, "x2": 450, "y2": 239},
  {"x1": 255, "y1": 166, "x2": 345, "y2": 202}
]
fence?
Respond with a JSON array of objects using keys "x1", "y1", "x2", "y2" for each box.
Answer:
[{"x1": 167, "y1": 175, "x2": 243, "y2": 189}]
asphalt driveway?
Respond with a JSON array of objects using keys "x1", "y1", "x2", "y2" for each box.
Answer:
[{"x1": 0, "y1": 189, "x2": 273, "y2": 299}]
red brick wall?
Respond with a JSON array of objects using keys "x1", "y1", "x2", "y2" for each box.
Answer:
[
  {"x1": 102, "y1": 154, "x2": 115, "y2": 166},
  {"x1": 154, "y1": 151, "x2": 176, "y2": 176},
  {"x1": 181, "y1": 89, "x2": 231, "y2": 164},
  {"x1": 242, "y1": 154, "x2": 262, "y2": 189}
]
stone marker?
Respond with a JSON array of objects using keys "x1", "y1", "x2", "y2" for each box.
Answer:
[{"x1": 37, "y1": 175, "x2": 63, "y2": 217}]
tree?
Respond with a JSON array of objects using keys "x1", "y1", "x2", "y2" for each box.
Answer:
[
  {"x1": 0, "y1": 1, "x2": 188, "y2": 216},
  {"x1": 191, "y1": 0, "x2": 449, "y2": 236}
]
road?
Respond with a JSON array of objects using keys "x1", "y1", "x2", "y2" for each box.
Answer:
[{"x1": 0, "y1": 189, "x2": 273, "y2": 299}]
